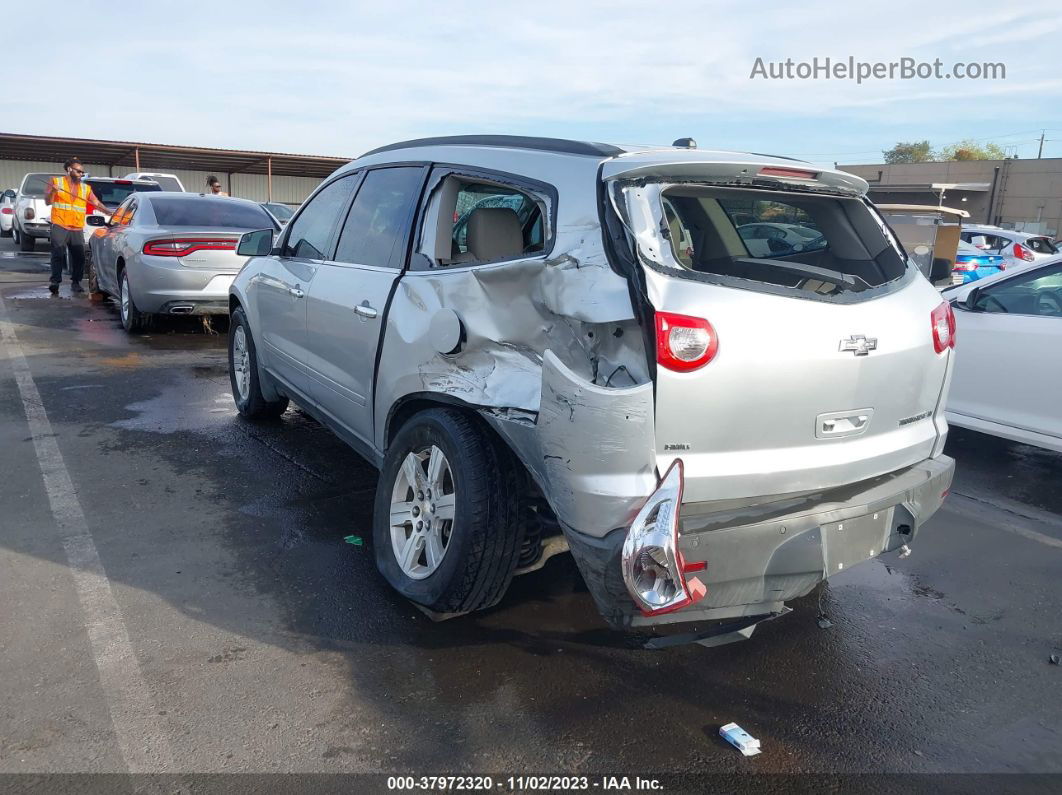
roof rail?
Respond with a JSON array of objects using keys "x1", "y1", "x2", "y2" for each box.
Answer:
[{"x1": 360, "y1": 135, "x2": 625, "y2": 159}]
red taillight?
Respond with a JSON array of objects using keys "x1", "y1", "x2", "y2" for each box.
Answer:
[
  {"x1": 931, "y1": 302, "x2": 956, "y2": 353},
  {"x1": 952, "y1": 262, "x2": 976, "y2": 272},
  {"x1": 142, "y1": 238, "x2": 237, "y2": 257},
  {"x1": 1013, "y1": 243, "x2": 1035, "y2": 262},
  {"x1": 115, "y1": 180, "x2": 132, "y2": 185},
  {"x1": 655, "y1": 312, "x2": 718, "y2": 372},
  {"x1": 24, "y1": 207, "x2": 35, "y2": 220},
  {"x1": 1, "y1": 207, "x2": 12, "y2": 215},
  {"x1": 758, "y1": 166, "x2": 818, "y2": 180}
]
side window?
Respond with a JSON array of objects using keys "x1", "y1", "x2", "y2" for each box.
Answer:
[
  {"x1": 123, "y1": 200, "x2": 138, "y2": 226},
  {"x1": 975, "y1": 263, "x2": 1062, "y2": 317},
  {"x1": 334, "y1": 167, "x2": 423, "y2": 268},
  {"x1": 418, "y1": 173, "x2": 550, "y2": 267},
  {"x1": 282, "y1": 175, "x2": 358, "y2": 260}
]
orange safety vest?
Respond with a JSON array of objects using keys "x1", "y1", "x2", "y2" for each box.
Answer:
[{"x1": 50, "y1": 176, "x2": 90, "y2": 229}]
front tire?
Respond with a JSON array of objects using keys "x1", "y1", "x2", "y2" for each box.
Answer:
[
  {"x1": 373, "y1": 409, "x2": 525, "y2": 614},
  {"x1": 229, "y1": 307, "x2": 288, "y2": 419}
]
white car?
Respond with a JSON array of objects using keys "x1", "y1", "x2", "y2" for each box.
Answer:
[
  {"x1": 12, "y1": 172, "x2": 62, "y2": 252},
  {"x1": 0, "y1": 189, "x2": 15, "y2": 237},
  {"x1": 960, "y1": 224, "x2": 1059, "y2": 273},
  {"x1": 122, "y1": 172, "x2": 185, "y2": 192},
  {"x1": 944, "y1": 261, "x2": 1062, "y2": 452},
  {"x1": 737, "y1": 221, "x2": 824, "y2": 257}
]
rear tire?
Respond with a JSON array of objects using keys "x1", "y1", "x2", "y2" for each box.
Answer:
[
  {"x1": 373, "y1": 408, "x2": 525, "y2": 614},
  {"x1": 119, "y1": 269, "x2": 150, "y2": 332},
  {"x1": 229, "y1": 307, "x2": 288, "y2": 419},
  {"x1": 18, "y1": 229, "x2": 35, "y2": 252},
  {"x1": 0, "y1": 226, "x2": 10, "y2": 238}
]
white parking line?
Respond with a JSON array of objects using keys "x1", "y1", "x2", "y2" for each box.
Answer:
[{"x1": 0, "y1": 294, "x2": 174, "y2": 773}]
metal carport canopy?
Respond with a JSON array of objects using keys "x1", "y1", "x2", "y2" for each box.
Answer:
[{"x1": 0, "y1": 132, "x2": 350, "y2": 178}]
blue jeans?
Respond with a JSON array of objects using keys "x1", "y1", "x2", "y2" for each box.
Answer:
[{"x1": 49, "y1": 225, "x2": 85, "y2": 286}]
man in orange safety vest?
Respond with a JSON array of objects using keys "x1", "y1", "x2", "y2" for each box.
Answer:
[{"x1": 43, "y1": 157, "x2": 114, "y2": 294}]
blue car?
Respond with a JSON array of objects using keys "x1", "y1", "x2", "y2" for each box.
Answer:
[{"x1": 952, "y1": 240, "x2": 1006, "y2": 284}]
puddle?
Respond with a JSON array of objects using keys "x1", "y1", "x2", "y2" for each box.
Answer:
[{"x1": 113, "y1": 377, "x2": 236, "y2": 434}]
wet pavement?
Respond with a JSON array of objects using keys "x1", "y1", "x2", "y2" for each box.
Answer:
[{"x1": 1, "y1": 236, "x2": 1060, "y2": 780}]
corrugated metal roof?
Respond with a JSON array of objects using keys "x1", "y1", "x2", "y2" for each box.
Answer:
[{"x1": 0, "y1": 132, "x2": 350, "y2": 178}]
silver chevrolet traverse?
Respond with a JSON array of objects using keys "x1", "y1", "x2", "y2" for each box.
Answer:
[{"x1": 228, "y1": 135, "x2": 955, "y2": 645}]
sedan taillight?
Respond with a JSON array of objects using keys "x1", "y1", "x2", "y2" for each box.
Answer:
[
  {"x1": 931, "y1": 301, "x2": 956, "y2": 353},
  {"x1": 655, "y1": 312, "x2": 719, "y2": 372},
  {"x1": 143, "y1": 238, "x2": 237, "y2": 257},
  {"x1": 1, "y1": 207, "x2": 12, "y2": 215}
]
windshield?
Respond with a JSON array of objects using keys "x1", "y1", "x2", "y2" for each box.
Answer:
[
  {"x1": 20, "y1": 173, "x2": 62, "y2": 197},
  {"x1": 636, "y1": 184, "x2": 907, "y2": 297},
  {"x1": 86, "y1": 180, "x2": 162, "y2": 207},
  {"x1": 263, "y1": 203, "x2": 295, "y2": 221},
  {"x1": 151, "y1": 197, "x2": 275, "y2": 229}
]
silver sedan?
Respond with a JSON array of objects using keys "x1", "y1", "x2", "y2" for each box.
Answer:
[{"x1": 90, "y1": 193, "x2": 278, "y2": 332}]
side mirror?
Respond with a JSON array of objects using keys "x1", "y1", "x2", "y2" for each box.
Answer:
[
  {"x1": 86, "y1": 215, "x2": 106, "y2": 227},
  {"x1": 237, "y1": 228, "x2": 274, "y2": 257}
]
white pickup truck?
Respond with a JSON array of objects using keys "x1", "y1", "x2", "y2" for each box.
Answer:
[{"x1": 12, "y1": 172, "x2": 61, "y2": 252}]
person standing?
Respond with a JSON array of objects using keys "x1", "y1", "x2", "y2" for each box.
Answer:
[
  {"x1": 206, "y1": 176, "x2": 229, "y2": 196},
  {"x1": 43, "y1": 158, "x2": 113, "y2": 294}
]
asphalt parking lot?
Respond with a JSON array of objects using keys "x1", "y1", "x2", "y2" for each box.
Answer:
[{"x1": 1, "y1": 236, "x2": 1060, "y2": 784}]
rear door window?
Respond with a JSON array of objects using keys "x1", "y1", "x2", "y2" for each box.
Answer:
[
  {"x1": 334, "y1": 167, "x2": 423, "y2": 268},
  {"x1": 416, "y1": 172, "x2": 551, "y2": 268},
  {"x1": 656, "y1": 186, "x2": 905, "y2": 296},
  {"x1": 282, "y1": 175, "x2": 358, "y2": 260}
]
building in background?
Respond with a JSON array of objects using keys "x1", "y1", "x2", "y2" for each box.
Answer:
[
  {"x1": 840, "y1": 157, "x2": 1062, "y2": 238},
  {"x1": 0, "y1": 133, "x2": 349, "y2": 208}
]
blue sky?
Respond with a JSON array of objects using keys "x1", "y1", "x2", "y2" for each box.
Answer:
[{"x1": 5, "y1": 0, "x2": 1062, "y2": 166}]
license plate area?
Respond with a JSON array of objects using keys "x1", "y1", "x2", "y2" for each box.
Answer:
[{"x1": 821, "y1": 508, "x2": 895, "y2": 575}]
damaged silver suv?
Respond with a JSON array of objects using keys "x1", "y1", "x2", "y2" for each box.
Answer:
[{"x1": 228, "y1": 135, "x2": 956, "y2": 646}]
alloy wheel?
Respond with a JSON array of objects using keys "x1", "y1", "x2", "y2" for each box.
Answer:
[
  {"x1": 389, "y1": 445, "x2": 456, "y2": 580},
  {"x1": 232, "y1": 325, "x2": 251, "y2": 400}
]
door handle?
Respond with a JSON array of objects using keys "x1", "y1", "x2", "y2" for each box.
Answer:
[
  {"x1": 288, "y1": 286, "x2": 304, "y2": 298},
  {"x1": 354, "y1": 302, "x2": 378, "y2": 319}
]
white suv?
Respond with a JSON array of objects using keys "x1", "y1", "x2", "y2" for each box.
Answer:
[{"x1": 12, "y1": 172, "x2": 62, "y2": 251}]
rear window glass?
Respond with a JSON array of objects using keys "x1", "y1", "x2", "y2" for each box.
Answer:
[
  {"x1": 150, "y1": 197, "x2": 274, "y2": 228},
  {"x1": 1026, "y1": 237, "x2": 1057, "y2": 255},
  {"x1": 86, "y1": 180, "x2": 161, "y2": 206},
  {"x1": 20, "y1": 174, "x2": 61, "y2": 197},
  {"x1": 653, "y1": 186, "x2": 906, "y2": 296}
]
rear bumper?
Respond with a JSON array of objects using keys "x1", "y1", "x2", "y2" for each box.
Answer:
[
  {"x1": 565, "y1": 455, "x2": 955, "y2": 630},
  {"x1": 19, "y1": 221, "x2": 51, "y2": 239},
  {"x1": 131, "y1": 258, "x2": 238, "y2": 315}
]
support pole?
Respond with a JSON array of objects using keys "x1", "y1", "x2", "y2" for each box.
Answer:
[
  {"x1": 135, "y1": 147, "x2": 140, "y2": 171},
  {"x1": 267, "y1": 157, "x2": 273, "y2": 201}
]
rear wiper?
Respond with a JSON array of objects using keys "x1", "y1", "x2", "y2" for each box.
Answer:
[{"x1": 734, "y1": 257, "x2": 869, "y2": 290}]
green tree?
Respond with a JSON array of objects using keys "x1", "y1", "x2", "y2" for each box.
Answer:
[
  {"x1": 882, "y1": 140, "x2": 933, "y2": 163},
  {"x1": 937, "y1": 140, "x2": 1009, "y2": 161}
]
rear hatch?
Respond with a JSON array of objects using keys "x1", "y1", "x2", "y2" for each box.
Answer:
[{"x1": 604, "y1": 153, "x2": 952, "y2": 502}]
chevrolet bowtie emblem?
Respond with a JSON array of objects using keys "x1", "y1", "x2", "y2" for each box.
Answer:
[{"x1": 839, "y1": 335, "x2": 877, "y2": 356}]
